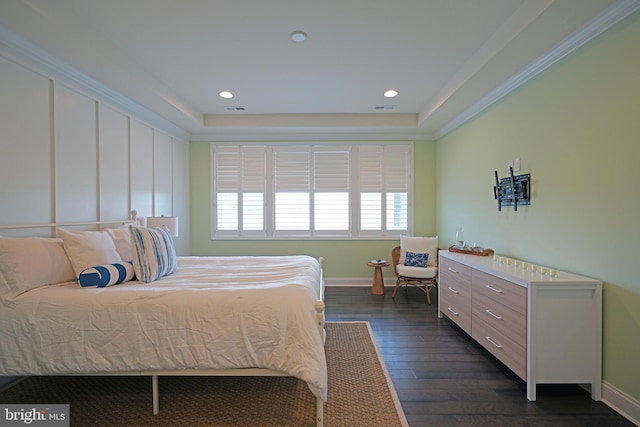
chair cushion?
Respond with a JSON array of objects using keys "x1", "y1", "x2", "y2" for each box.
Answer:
[
  {"x1": 396, "y1": 265, "x2": 437, "y2": 279},
  {"x1": 400, "y1": 235, "x2": 438, "y2": 267}
]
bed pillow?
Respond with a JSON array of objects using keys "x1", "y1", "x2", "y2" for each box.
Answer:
[
  {"x1": 106, "y1": 225, "x2": 133, "y2": 261},
  {"x1": 404, "y1": 251, "x2": 429, "y2": 268},
  {"x1": 0, "y1": 236, "x2": 76, "y2": 305},
  {"x1": 57, "y1": 229, "x2": 123, "y2": 277},
  {"x1": 130, "y1": 226, "x2": 177, "y2": 283},
  {"x1": 400, "y1": 235, "x2": 438, "y2": 267},
  {"x1": 78, "y1": 261, "x2": 135, "y2": 287}
]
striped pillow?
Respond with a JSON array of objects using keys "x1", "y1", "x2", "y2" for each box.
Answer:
[
  {"x1": 78, "y1": 261, "x2": 135, "y2": 287},
  {"x1": 131, "y1": 226, "x2": 177, "y2": 283}
]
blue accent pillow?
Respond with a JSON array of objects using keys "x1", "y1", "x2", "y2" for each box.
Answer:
[
  {"x1": 79, "y1": 261, "x2": 135, "y2": 287},
  {"x1": 131, "y1": 226, "x2": 178, "y2": 283},
  {"x1": 404, "y1": 251, "x2": 429, "y2": 268}
]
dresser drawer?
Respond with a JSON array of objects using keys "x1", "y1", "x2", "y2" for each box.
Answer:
[
  {"x1": 440, "y1": 286, "x2": 471, "y2": 334},
  {"x1": 439, "y1": 257, "x2": 472, "y2": 334},
  {"x1": 472, "y1": 317, "x2": 527, "y2": 380},
  {"x1": 440, "y1": 258, "x2": 472, "y2": 289},
  {"x1": 472, "y1": 269, "x2": 527, "y2": 315},
  {"x1": 472, "y1": 291, "x2": 526, "y2": 348}
]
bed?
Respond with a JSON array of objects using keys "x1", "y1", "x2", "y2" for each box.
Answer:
[{"x1": 0, "y1": 220, "x2": 327, "y2": 426}]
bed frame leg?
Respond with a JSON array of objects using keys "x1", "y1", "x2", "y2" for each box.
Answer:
[
  {"x1": 152, "y1": 375, "x2": 159, "y2": 414},
  {"x1": 315, "y1": 300, "x2": 326, "y2": 344},
  {"x1": 316, "y1": 397, "x2": 324, "y2": 427}
]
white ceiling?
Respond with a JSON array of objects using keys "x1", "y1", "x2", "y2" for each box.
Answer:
[{"x1": 0, "y1": 0, "x2": 637, "y2": 140}]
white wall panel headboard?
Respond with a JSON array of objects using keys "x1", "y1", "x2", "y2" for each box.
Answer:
[
  {"x1": 99, "y1": 104, "x2": 130, "y2": 221},
  {"x1": 54, "y1": 83, "x2": 99, "y2": 223},
  {"x1": 0, "y1": 56, "x2": 52, "y2": 228},
  {"x1": 0, "y1": 47, "x2": 190, "y2": 253}
]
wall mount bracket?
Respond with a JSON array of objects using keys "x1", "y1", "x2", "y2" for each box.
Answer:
[{"x1": 493, "y1": 168, "x2": 530, "y2": 211}]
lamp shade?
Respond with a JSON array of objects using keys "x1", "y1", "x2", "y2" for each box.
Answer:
[{"x1": 146, "y1": 215, "x2": 179, "y2": 237}]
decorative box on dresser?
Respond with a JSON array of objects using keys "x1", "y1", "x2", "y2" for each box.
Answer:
[{"x1": 438, "y1": 250, "x2": 603, "y2": 401}]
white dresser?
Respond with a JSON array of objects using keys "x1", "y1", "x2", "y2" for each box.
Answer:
[{"x1": 438, "y1": 250, "x2": 602, "y2": 401}]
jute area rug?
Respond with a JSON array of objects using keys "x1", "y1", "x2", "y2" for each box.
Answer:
[{"x1": 0, "y1": 321, "x2": 408, "y2": 426}]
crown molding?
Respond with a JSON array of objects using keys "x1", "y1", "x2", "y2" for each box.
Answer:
[
  {"x1": 434, "y1": 0, "x2": 640, "y2": 140},
  {"x1": 0, "y1": 24, "x2": 190, "y2": 141},
  {"x1": 190, "y1": 129, "x2": 435, "y2": 143}
]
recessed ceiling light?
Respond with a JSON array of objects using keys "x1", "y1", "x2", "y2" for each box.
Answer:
[
  {"x1": 218, "y1": 90, "x2": 234, "y2": 99},
  {"x1": 384, "y1": 89, "x2": 399, "y2": 98},
  {"x1": 290, "y1": 30, "x2": 307, "y2": 43}
]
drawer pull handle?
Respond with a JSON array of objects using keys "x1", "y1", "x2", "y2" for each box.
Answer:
[
  {"x1": 485, "y1": 309, "x2": 503, "y2": 320},
  {"x1": 447, "y1": 286, "x2": 459, "y2": 294},
  {"x1": 447, "y1": 307, "x2": 459, "y2": 316},
  {"x1": 485, "y1": 285, "x2": 504, "y2": 294},
  {"x1": 485, "y1": 336, "x2": 503, "y2": 349},
  {"x1": 447, "y1": 267, "x2": 459, "y2": 274}
]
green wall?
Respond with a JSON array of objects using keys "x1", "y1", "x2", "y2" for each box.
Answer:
[
  {"x1": 190, "y1": 140, "x2": 437, "y2": 280},
  {"x1": 436, "y1": 11, "x2": 640, "y2": 402}
]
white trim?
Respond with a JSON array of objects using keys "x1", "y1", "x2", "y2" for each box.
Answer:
[
  {"x1": 420, "y1": 0, "x2": 554, "y2": 124},
  {"x1": 0, "y1": 219, "x2": 133, "y2": 230},
  {"x1": 0, "y1": 25, "x2": 190, "y2": 141},
  {"x1": 210, "y1": 142, "x2": 413, "y2": 240},
  {"x1": 434, "y1": 0, "x2": 640, "y2": 140},
  {"x1": 603, "y1": 381, "x2": 640, "y2": 426},
  {"x1": 325, "y1": 278, "x2": 394, "y2": 287},
  {"x1": 191, "y1": 130, "x2": 434, "y2": 142}
]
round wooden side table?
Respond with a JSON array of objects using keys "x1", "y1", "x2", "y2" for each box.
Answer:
[{"x1": 367, "y1": 261, "x2": 390, "y2": 295}]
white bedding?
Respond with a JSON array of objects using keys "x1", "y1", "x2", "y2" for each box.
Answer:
[{"x1": 0, "y1": 255, "x2": 327, "y2": 401}]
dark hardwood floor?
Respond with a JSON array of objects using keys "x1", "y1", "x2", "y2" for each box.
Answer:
[{"x1": 324, "y1": 286, "x2": 633, "y2": 427}]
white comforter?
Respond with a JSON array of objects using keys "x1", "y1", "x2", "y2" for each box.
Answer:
[{"x1": 0, "y1": 255, "x2": 327, "y2": 401}]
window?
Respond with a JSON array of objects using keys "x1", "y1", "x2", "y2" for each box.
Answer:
[{"x1": 211, "y1": 142, "x2": 412, "y2": 239}]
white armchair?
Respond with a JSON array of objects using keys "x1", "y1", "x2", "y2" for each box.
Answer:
[{"x1": 391, "y1": 236, "x2": 438, "y2": 304}]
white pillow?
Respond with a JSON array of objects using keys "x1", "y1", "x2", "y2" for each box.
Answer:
[
  {"x1": 0, "y1": 236, "x2": 76, "y2": 305},
  {"x1": 106, "y1": 225, "x2": 133, "y2": 262},
  {"x1": 400, "y1": 235, "x2": 438, "y2": 267},
  {"x1": 57, "y1": 229, "x2": 123, "y2": 278}
]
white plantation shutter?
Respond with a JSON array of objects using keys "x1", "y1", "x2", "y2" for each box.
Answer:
[
  {"x1": 357, "y1": 145, "x2": 410, "y2": 233},
  {"x1": 214, "y1": 146, "x2": 240, "y2": 192},
  {"x1": 384, "y1": 145, "x2": 410, "y2": 231},
  {"x1": 384, "y1": 145, "x2": 410, "y2": 193},
  {"x1": 314, "y1": 148, "x2": 350, "y2": 191},
  {"x1": 242, "y1": 146, "x2": 267, "y2": 192},
  {"x1": 211, "y1": 142, "x2": 412, "y2": 239},
  {"x1": 358, "y1": 146, "x2": 384, "y2": 230},
  {"x1": 241, "y1": 146, "x2": 266, "y2": 231},
  {"x1": 212, "y1": 145, "x2": 266, "y2": 234},
  {"x1": 357, "y1": 146, "x2": 383, "y2": 192},
  {"x1": 273, "y1": 146, "x2": 310, "y2": 191},
  {"x1": 273, "y1": 146, "x2": 310, "y2": 231},
  {"x1": 213, "y1": 146, "x2": 239, "y2": 231},
  {"x1": 314, "y1": 147, "x2": 350, "y2": 232}
]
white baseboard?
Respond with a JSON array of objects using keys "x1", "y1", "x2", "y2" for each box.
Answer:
[
  {"x1": 603, "y1": 381, "x2": 640, "y2": 426},
  {"x1": 325, "y1": 278, "x2": 394, "y2": 287}
]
